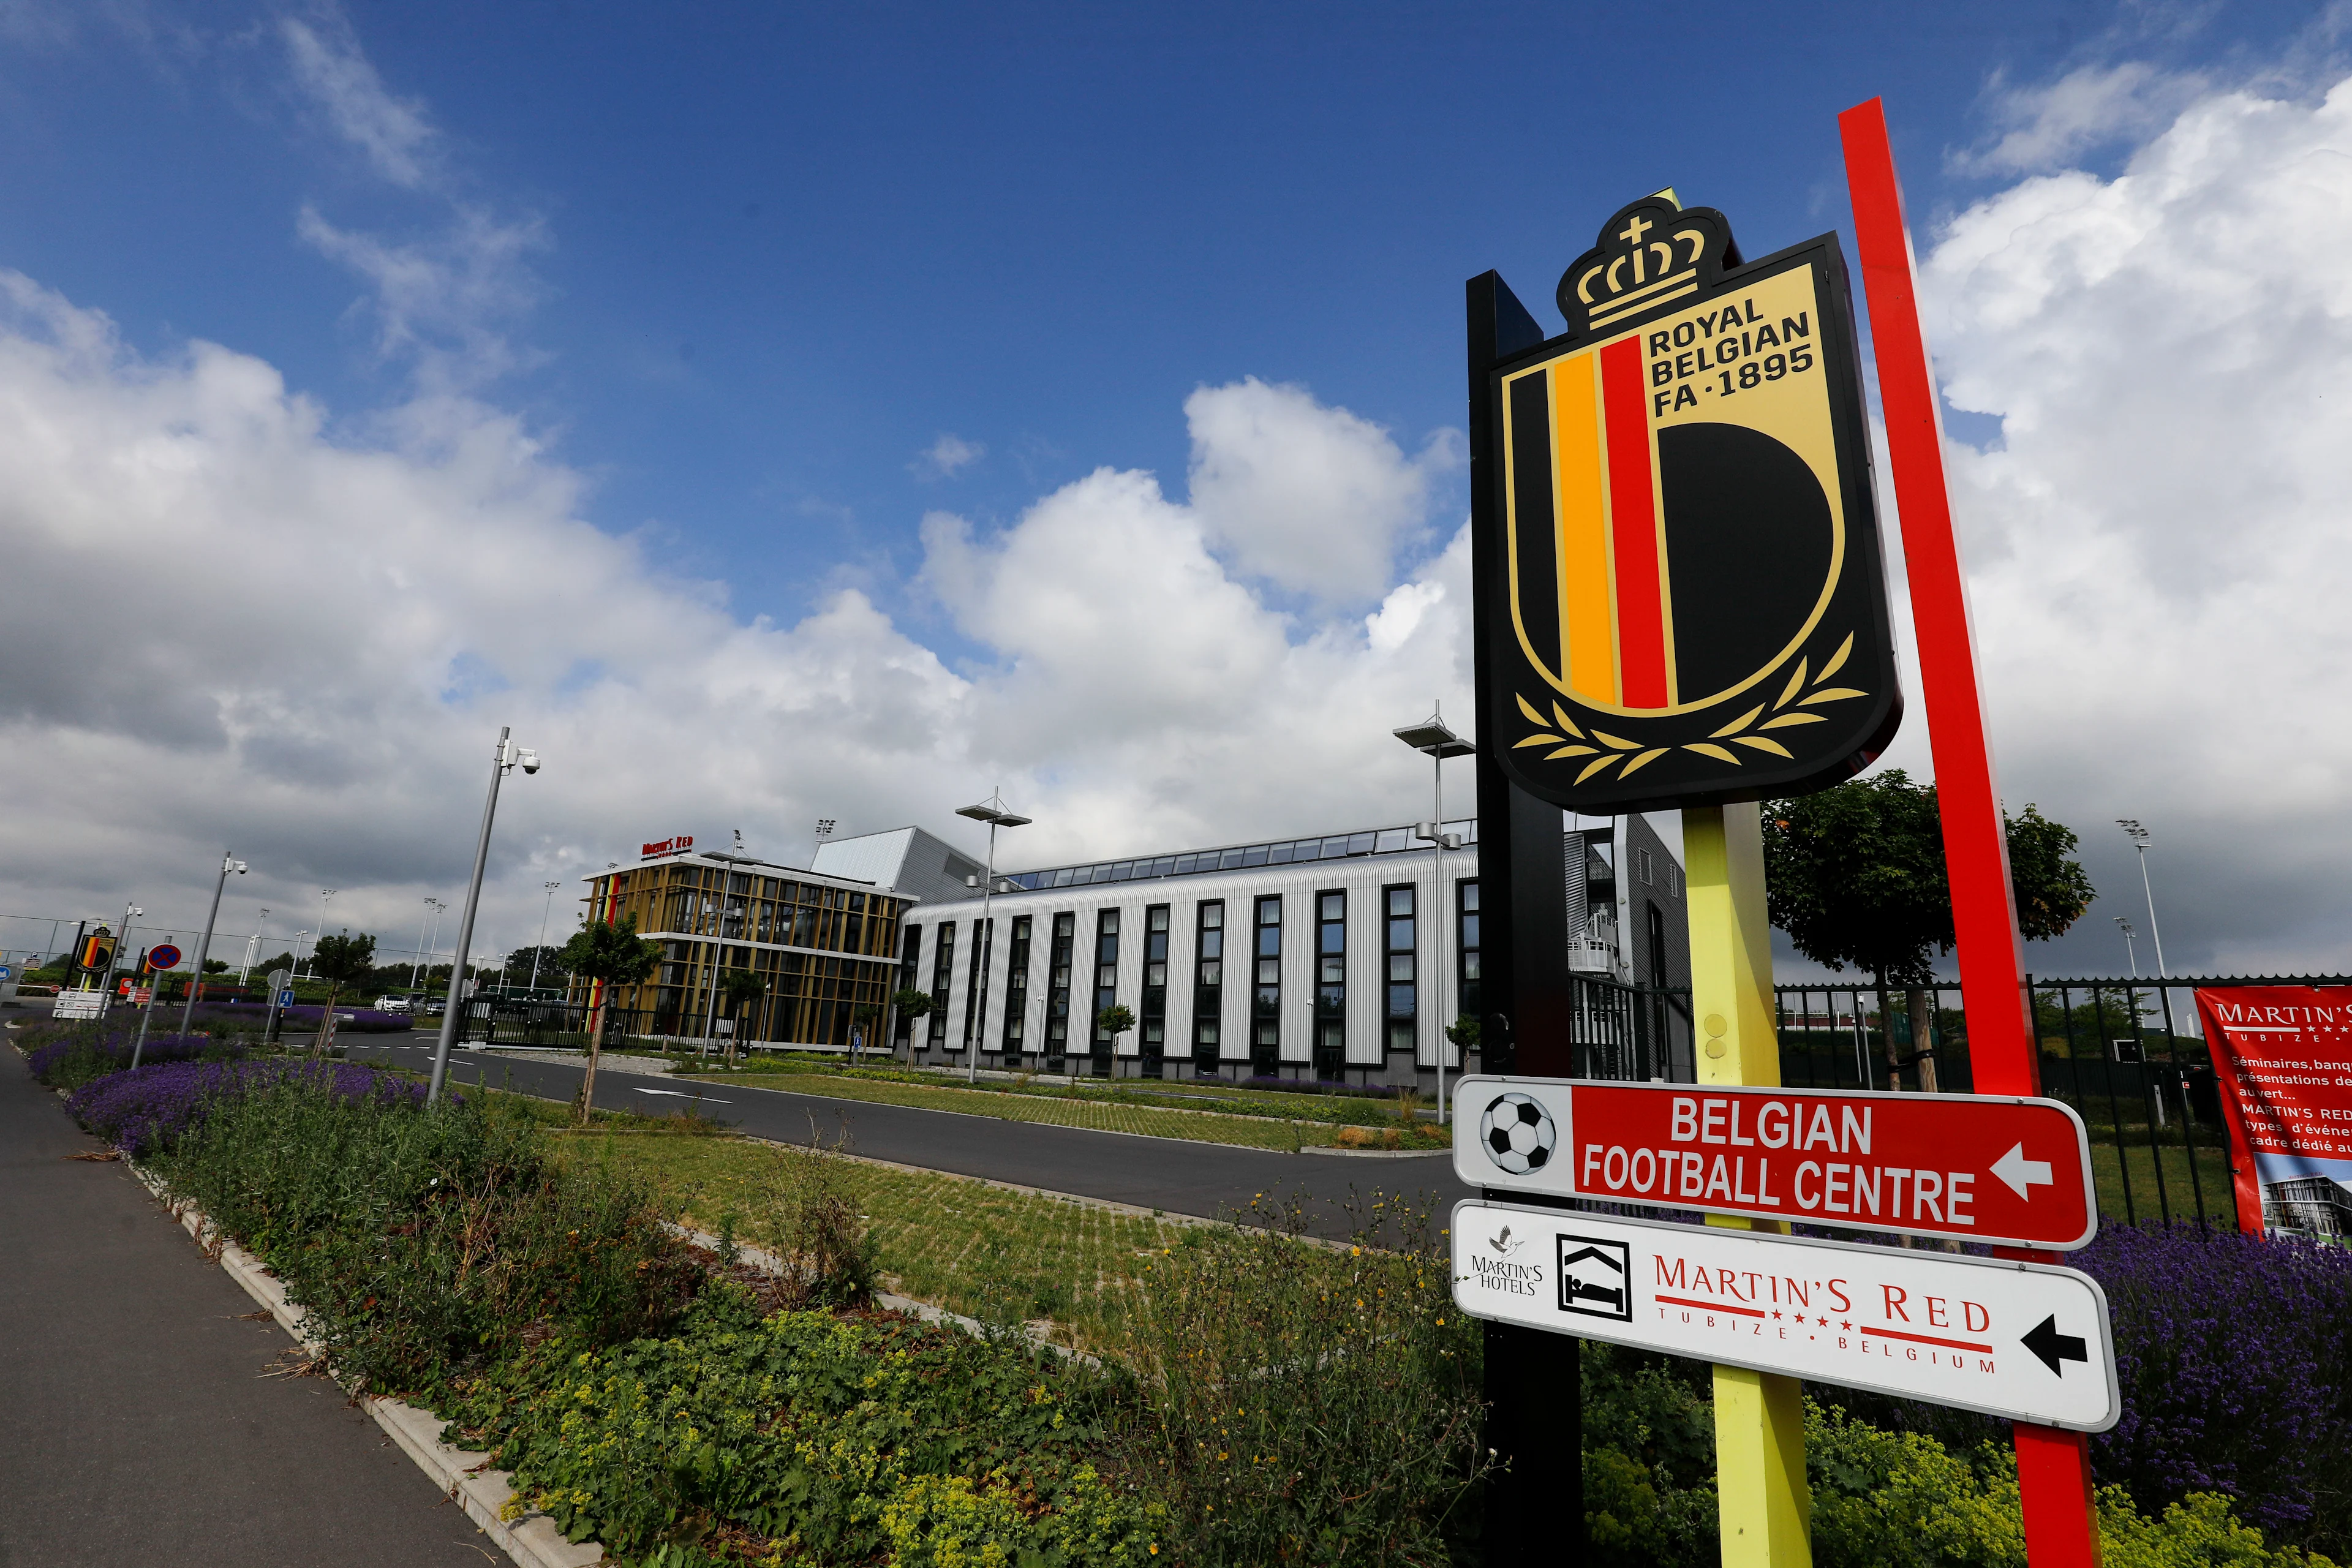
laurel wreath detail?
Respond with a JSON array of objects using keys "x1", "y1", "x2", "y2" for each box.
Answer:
[{"x1": 1512, "y1": 632, "x2": 1866, "y2": 781}]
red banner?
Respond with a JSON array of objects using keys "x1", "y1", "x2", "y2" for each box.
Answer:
[{"x1": 2195, "y1": 986, "x2": 2352, "y2": 1237}]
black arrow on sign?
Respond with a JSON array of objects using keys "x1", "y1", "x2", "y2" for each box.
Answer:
[{"x1": 2021, "y1": 1315, "x2": 2088, "y2": 1376}]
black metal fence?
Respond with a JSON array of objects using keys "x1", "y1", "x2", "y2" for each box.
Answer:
[{"x1": 1590, "y1": 973, "x2": 2350, "y2": 1232}]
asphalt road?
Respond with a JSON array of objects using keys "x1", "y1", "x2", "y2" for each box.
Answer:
[
  {"x1": 353, "y1": 1039, "x2": 1477, "y2": 1231},
  {"x1": 0, "y1": 1044, "x2": 502, "y2": 1568}
]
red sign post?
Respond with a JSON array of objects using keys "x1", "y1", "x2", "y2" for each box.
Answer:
[
  {"x1": 1841, "y1": 96, "x2": 2103, "y2": 1567},
  {"x1": 1454, "y1": 1077, "x2": 2095, "y2": 1249}
]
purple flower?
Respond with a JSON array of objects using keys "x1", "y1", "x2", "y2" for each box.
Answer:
[
  {"x1": 62, "y1": 1058, "x2": 435, "y2": 1159},
  {"x1": 2076, "y1": 1222, "x2": 2352, "y2": 1535}
]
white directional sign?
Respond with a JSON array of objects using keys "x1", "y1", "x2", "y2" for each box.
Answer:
[
  {"x1": 1453, "y1": 1199, "x2": 2119, "y2": 1431},
  {"x1": 53, "y1": 989, "x2": 109, "y2": 1020}
]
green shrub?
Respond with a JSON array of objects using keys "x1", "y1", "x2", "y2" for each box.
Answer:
[
  {"x1": 1121, "y1": 1193, "x2": 1488, "y2": 1566},
  {"x1": 153, "y1": 1075, "x2": 697, "y2": 1395},
  {"x1": 448, "y1": 1283, "x2": 1158, "y2": 1564}
]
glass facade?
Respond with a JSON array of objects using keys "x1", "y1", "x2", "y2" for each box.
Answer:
[
  {"x1": 1192, "y1": 900, "x2": 1223, "y2": 1069},
  {"x1": 1457, "y1": 880, "x2": 1481, "y2": 1034},
  {"x1": 961, "y1": 917, "x2": 992, "y2": 1052},
  {"x1": 1002, "y1": 914, "x2": 1031, "y2": 1058},
  {"x1": 1140, "y1": 904, "x2": 1169, "y2": 1079},
  {"x1": 896, "y1": 925, "x2": 921, "y2": 1046},
  {"x1": 1047, "y1": 913, "x2": 1075, "y2": 1066},
  {"x1": 1003, "y1": 820, "x2": 1477, "y2": 892},
  {"x1": 1384, "y1": 883, "x2": 1415, "y2": 1055},
  {"x1": 1315, "y1": 891, "x2": 1346, "y2": 1079},
  {"x1": 1253, "y1": 895, "x2": 1281, "y2": 1077},
  {"x1": 928, "y1": 922, "x2": 955, "y2": 1047},
  {"x1": 1090, "y1": 909, "x2": 1121, "y2": 1074},
  {"x1": 579, "y1": 859, "x2": 907, "y2": 1050}
]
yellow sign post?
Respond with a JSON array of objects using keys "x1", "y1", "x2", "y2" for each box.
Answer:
[{"x1": 1683, "y1": 801, "x2": 1811, "y2": 1566}]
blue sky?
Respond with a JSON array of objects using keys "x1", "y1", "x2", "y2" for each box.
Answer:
[
  {"x1": 1, "y1": 1, "x2": 2347, "y2": 980},
  {"x1": 0, "y1": 1, "x2": 2309, "y2": 624}
]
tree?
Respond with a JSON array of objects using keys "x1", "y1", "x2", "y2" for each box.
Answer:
[
  {"x1": 557, "y1": 914, "x2": 663, "y2": 1124},
  {"x1": 1763, "y1": 771, "x2": 2095, "y2": 1089},
  {"x1": 505, "y1": 944, "x2": 570, "y2": 988},
  {"x1": 889, "y1": 987, "x2": 934, "y2": 1058},
  {"x1": 202, "y1": 959, "x2": 230, "y2": 974},
  {"x1": 851, "y1": 1002, "x2": 883, "y2": 1065},
  {"x1": 1096, "y1": 1004, "x2": 1136, "y2": 1046},
  {"x1": 716, "y1": 967, "x2": 766, "y2": 1066},
  {"x1": 309, "y1": 932, "x2": 378, "y2": 1057}
]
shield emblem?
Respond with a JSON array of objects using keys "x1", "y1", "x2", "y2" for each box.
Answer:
[{"x1": 1476, "y1": 197, "x2": 1901, "y2": 812}]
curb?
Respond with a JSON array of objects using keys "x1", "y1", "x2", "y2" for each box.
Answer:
[
  {"x1": 1298, "y1": 1144, "x2": 1450, "y2": 1159},
  {"x1": 129, "y1": 1167, "x2": 605, "y2": 1568}
]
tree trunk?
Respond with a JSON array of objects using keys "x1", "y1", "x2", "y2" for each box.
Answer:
[
  {"x1": 1908, "y1": 986, "x2": 1940, "y2": 1093},
  {"x1": 577, "y1": 989, "x2": 606, "y2": 1126},
  {"x1": 1875, "y1": 973, "x2": 1901, "y2": 1091}
]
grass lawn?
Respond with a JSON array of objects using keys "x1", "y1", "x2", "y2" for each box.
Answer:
[
  {"x1": 2086, "y1": 1126, "x2": 2242, "y2": 1229},
  {"x1": 671, "y1": 1063, "x2": 1454, "y2": 1152},
  {"x1": 552, "y1": 1127, "x2": 1193, "y2": 1352}
]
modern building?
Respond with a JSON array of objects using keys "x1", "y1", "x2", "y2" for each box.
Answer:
[
  {"x1": 826, "y1": 813, "x2": 1691, "y2": 1088},
  {"x1": 571, "y1": 815, "x2": 1691, "y2": 1085},
  {"x1": 568, "y1": 847, "x2": 914, "y2": 1049},
  {"x1": 2263, "y1": 1175, "x2": 2352, "y2": 1243}
]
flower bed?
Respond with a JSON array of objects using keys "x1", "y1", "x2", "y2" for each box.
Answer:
[{"x1": 64, "y1": 1057, "x2": 423, "y2": 1159}]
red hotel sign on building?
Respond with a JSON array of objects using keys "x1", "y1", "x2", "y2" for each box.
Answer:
[
  {"x1": 641, "y1": 835, "x2": 695, "y2": 858},
  {"x1": 1453, "y1": 1076, "x2": 2097, "y2": 1250},
  {"x1": 2195, "y1": 985, "x2": 2352, "y2": 1237}
]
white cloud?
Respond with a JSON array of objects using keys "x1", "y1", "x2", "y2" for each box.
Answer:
[
  {"x1": 1185, "y1": 376, "x2": 1455, "y2": 605},
  {"x1": 911, "y1": 432, "x2": 985, "y2": 479},
  {"x1": 0, "y1": 275, "x2": 1469, "y2": 964},
  {"x1": 281, "y1": 12, "x2": 438, "y2": 190},
  {"x1": 1915, "y1": 74, "x2": 2352, "y2": 971},
  {"x1": 1950, "y1": 62, "x2": 2210, "y2": 177}
]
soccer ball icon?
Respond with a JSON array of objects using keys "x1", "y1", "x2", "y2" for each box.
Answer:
[{"x1": 1480, "y1": 1092, "x2": 1556, "y2": 1175}]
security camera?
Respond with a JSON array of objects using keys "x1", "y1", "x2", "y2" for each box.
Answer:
[
  {"x1": 234, "y1": 862, "x2": 247, "y2": 875},
  {"x1": 518, "y1": 749, "x2": 540, "y2": 775}
]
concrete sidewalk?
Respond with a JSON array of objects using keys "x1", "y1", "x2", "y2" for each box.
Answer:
[{"x1": 0, "y1": 1042, "x2": 506, "y2": 1567}]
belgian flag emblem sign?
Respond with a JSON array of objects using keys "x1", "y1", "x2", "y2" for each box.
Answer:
[{"x1": 1476, "y1": 194, "x2": 1901, "y2": 813}]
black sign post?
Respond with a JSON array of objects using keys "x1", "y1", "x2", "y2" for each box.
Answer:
[{"x1": 1465, "y1": 269, "x2": 1585, "y2": 1564}]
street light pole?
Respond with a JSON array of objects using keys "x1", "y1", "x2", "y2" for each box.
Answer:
[
  {"x1": 2114, "y1": 916, "x2": 2139, "y2": 979},
  {"x1": 428, "y1": 727, "x2": 539, "y2": 1104},
  {"x1": 172, "y1": 853, "x2": 246, "y2": 1046},
  {"x1": 955, "y1": 790, "x2": 1032, "y2": 1085},
  {"x1": 1394, "y1": 704, "x2": 1475, "y2": 1125},
  {"x1": 2116, "y1": 821, "x2": 2169, "y2": 978},
  {"x1": 529, "y1": 880, "x2": 560, "y2": 990}
]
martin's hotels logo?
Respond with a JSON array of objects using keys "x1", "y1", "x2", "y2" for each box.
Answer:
[{"x1": 1465, "y1": 1223, "x2": 1546, "y2": 1299}]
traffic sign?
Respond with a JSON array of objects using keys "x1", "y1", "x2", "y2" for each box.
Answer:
[
  {"x1": 146, "y1": 943, "x2": 181, "y2": 973},
  {"x1": 1452, "y1": 1200, "x2": 2119, "y2": 1431},
  {"x1": 278, "y1": 989, "x2": 296, "y2": 1008},
  {"x1": 1453, "y1": 1076, "x2": 2097, "y2": 1250}
]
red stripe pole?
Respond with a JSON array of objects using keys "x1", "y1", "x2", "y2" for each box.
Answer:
[
  {"x1": 1599, "y1": 336, "x2": 1669, "y2": 706},
  {"x1": 1838, "y1": 96, "x2": 2103, "y2": 1568}
]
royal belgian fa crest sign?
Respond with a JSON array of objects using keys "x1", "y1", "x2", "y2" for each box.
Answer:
[{"x1": 1472, "y1": 194, "x2": 1901, "y2": 812}]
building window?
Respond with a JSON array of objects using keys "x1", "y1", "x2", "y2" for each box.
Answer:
[
  {"x1": 1253, "y1": 895, "x2": 1282, "y2": 1076},
  {"x1": 1669, "y1": 864, "x2": 1684, "y2": 899},
  {"x1": 1314, "y1": 891, "x2": 1346, "y2": 1080},
  {"x1": 962, "y1": 917, "x2": 992, "y2": 1052},
  {"x1": 1193, "y1": 901, "x2": 1223, "y2": 1069},
  {"x1": 1140, "y1": 905, "x2": 1170, "y2": 1077},
  {"x1": 1002, "y1": 915, "x2": 1032, "y2": 1058},
  {"x1": 1384, "y1": 884, "x2": 1415, "y2": 1055},
  {"x1": 928, "y1": 922, "x2": 955, "y2": 1047},
  {"x1": 1456, "y1": 881, "x2": 1481, "y2": 1035},
  {"x1": 1091, "y1": 909, "x2": 1121, "y2": 1070},
  {"x1": 1638, "y1": 847, "x2": 1654, "y2": 886},
  {"x1": 896, "y1": 924, "x2": 922, "y2": 1046},
  {"x1": 1047, "y1": 913, "x2": 1075, "y2": 1063}
]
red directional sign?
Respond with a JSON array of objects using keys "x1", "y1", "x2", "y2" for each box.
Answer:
[{"x1": 1453, "y1": 1076, "x2": 2098, "y2": 1250}]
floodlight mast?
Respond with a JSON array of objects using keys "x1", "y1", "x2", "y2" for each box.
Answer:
[
  {"x1": 2116, "y1": 820, "x2": 2169, "y2": 978},
  {"x1": 1395, "y1": 702, "x2": 1474, "y2": 1125},
  {"x1": 954, "y1": 790, "x2": 1032, "y2": 1084}
]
